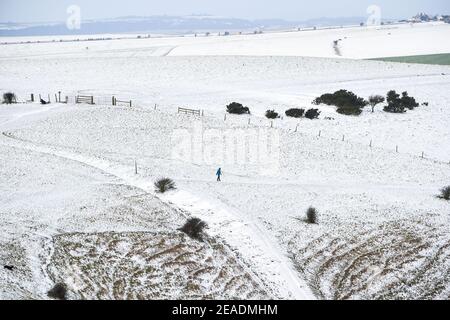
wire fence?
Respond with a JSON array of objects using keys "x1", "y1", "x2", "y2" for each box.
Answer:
[{"x1": 7, "y1": 91, "x2": 449, "y2": 166}]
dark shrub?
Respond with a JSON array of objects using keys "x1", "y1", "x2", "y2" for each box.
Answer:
[
  {"x1": 265, "y1": 110, "x2": 279, "y2": 119},
  {"x1": 400, "y1": 91, "x2": 419, "y2": 110},
  {"x1": 179, "y1": 218, "x2": 208, "y2": 242},
  {"x1": 313, "y1": 90, "x2": 368, "y2": 116},
  {"x1": 384, "y1": 90, "x2": 405, "y2": 113},
  {"x1": 285, "y1": 108, "x2": 305, "y2": 118},
  {"x1": 336, "y1": 105, "x2": 363, "y2": 116},
  {"x1": 439, "y1": 186, "x2": 450, "y2": 200},
  {"x1": 384, "y1": 90, "x2": 419, "y2": 113},
  {"x1": 304, "y1": 109, "x2": 321, "y2": 120},
  {"x1": 306, "y1": 207, "x2": 318, "y2": 224},
  {"x1": 226, "y1": 102, "x2": 250, "y2": 115},
  {"x1": 2, "y1": 92, "x2": 16, "y2": 104},
  {"x1": 48, "y1": 283, "x2": 67, "y2": 300},
  {"x1": 368, "y1": 95, "x2": 385, "y2": 113},
  {"x1": 155, "y1": 178, "x2": 176, "y2": 193}
]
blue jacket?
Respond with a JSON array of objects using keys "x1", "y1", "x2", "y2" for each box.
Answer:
[{"x1": 216, "y1": 168, "x2": 222, "y2": 176}]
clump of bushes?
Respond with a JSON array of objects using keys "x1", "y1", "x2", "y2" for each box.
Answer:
[
  {"x1": 438, "y1": 186, "x2": 450, "y2": 200},
  {"x1": 2, "y1": 92, "x2": 16, "y2": 104},
  {"x1": 304, "y1": 108, "x2": 321, "y2": 120},
  {"x1": 179, "y1": 218, "x2": 208, "y2": 242},
  {"x1": 265, "y1": 110, "x2": 279, "y2": 119},
  {"x1": 306, "y1": 207, "x2": 318, "y2": 224},
  {"x1": 313, "y1": 90, "x2": 368, "y2": 116},
  {"x1": 368, "y1": 95, "x2": 385, "y2": 113},
  {"x1": 285, "y1": 108, "x2": 305, "y2": 118},
  {"x1": 48, "y1": 283, "x2": 67, "y2": 300},
  {"x1": 154, "y1": 178, "x2": 176, "y2": 193},
  {"x1": 226, "y1": 102, "x2": 250, "y2": 115},
  {"x1": 384, "y1": 90, "x2": 419, "y2": 113}
]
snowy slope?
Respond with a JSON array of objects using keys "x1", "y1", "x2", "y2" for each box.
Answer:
[
  {"x1": 1, "y1": 23, "x2": 450, "y2": 300},
  {"x1": 1, "y1": 22, "x2": 450, "y2": 59}
]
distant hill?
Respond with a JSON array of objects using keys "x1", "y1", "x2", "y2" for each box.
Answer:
[{"x1": 0, "y1": 15, "x2": 383, "y2": 37}]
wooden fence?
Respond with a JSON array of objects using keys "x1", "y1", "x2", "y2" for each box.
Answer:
[
  {"x1": 76, "y1": 95, "x2": 94, "y2": 105},
  {"x1": 178, "y1": 107, "x2": 202, "y2": 116},
  {"x1": 112, "y1": 96, "x2": 132, "y2": 107}
]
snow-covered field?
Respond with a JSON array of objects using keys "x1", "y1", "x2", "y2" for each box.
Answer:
[
  {"x1": 1, "y1": 22, "x2": 450, "y2": 59},
  {"x1": 0, "y1": 22, "x2": 449, "y2": 300}
]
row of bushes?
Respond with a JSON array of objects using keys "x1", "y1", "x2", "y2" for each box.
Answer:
[
  {"x1": 266, "y1": 108, "x2": 321, "y2": 120},
  {"x1": 228, "y1": 89, "x2": 421, "y2": 119},
  {"x1": 312, "y1": 89, "x2": 422, "y2": 115},
  {"x1": 227, "y1": 103, "x2": 321, "y2": 120}
]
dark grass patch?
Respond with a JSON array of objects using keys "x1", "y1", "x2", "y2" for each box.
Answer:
[{"x1": 179, "y1": 218, "x2": 208, "y2": 242}]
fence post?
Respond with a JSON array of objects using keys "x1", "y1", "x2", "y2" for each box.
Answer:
[
  {"x1": 31, "y1": 94, "x2": 34, "y2": 102},
  {"x1": 134, "y1": 160, "x2": 138, "y2": 175},
  {"x1": 342, "y1": 135, "x2": 345, "y2": 142},
  {"x1": 130, "y1": 100, "x2": 132, "y2": 108},
  {"x1": 112, "y1": 96, "x2": 115, "y2": 106},
  {"x1": 58, "y1": 91, "x2": 61, "y2": 102},
  {"x1": 154, "y1": 104, "x2": 157, "y2": 110},
  {"x1": 248, "y1": 118, "x2": 251, "y2": 125},
  {"x1": 271, "y1": 121, "x2": 273, "y2": 128},
  {"x1": 319, "y1": 130, "x2": 321, "y2": 137},
  {"x1": 396, "y1": 145, "x2": 398, "y2": 153},
  {"x1": 91, "y1": 96, "x2": 94, "y2": 105},
  {"x1": 369, "y1": 140, "x2": 372, "y2": 148},
  {"x1": 224, "y1": 114, "x2": 227, "y2": 121},
  {"x1": 295, "y1": 124, "x2": 298, "y2": 132},
  {"x1": 422, "y1": 152, "x2": 424, "y2": 159},
  {"x1": 55, "y1": 94, "x2": 58, "y2": 102}
]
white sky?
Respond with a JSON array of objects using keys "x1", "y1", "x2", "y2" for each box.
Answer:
[{"x1": 0, "y1": 0, "x2": 449, "y2": 22}]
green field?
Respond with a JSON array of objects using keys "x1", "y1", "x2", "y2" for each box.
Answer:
[{"x1": 370, "y1": 53, "x2": 450, "y2": 66}]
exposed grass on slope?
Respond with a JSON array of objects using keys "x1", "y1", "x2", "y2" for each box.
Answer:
[
  {"x1": 47, "y1": 232, "x2": 270, "y2": 300},
  {"x1": 370, "y1": 53, "x2": 450, "y2": 66}
]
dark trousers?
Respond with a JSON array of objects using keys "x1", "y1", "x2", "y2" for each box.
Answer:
[{"x1": 217, "y1": 175, "x2": 221, "y2": 182}]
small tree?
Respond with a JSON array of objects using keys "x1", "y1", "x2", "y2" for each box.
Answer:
[
  {"x1": 336, "y1": 105, "x2": 363, "y2": 116},
  {"x1": 400, "y1": 91, "x2": 419, "y2": 110},
  {"x1": 155, "y1": 178, "x2": 176, "y2": 193},
  {"x1": 179, "y1": 218, "x2": 208, "y2": 242},
  {"x1": 306, "y1": 207, "x2": 318, "y2": 224},
  {"x1": 383, "y1": 90, "x2": 419, "y2": 113},
  {"x1": 265, "y1": 110, "x2": 279, "y2": 119},
  {"x1": 305, "y1": 109, "x2": 321, "y2": 120},
  {"x1": 2, "y1": 92, "x2": 16, "y2": 104},
  {"x1": 285, "y1": 108, "x2": 305, "y2": 118},
  {"x1": 368, "y1": 95, "x2": 385, "y2": 113},
  {"x1": 438, "y1": 186, "x2": 450, "y2": 200},
  {"x1": 226, "y1": 102, "x2": 250, "y2": 115},
  {"x1": 48, "y1": 283, "x2": 67, "y2": 300},
  {"x1": 384, "y1": 90, "x2": 405, "y2": 113},
  {"x1": 313, "y1": 90, "x2": 367, "y2": 116}
]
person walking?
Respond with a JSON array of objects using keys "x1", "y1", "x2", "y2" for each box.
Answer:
[{"x1": 216, "y1": 168, "x2": 222, "y2": 182}]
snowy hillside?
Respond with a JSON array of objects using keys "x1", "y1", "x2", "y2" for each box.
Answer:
[
  {"x1": 1, "y1": 22, "x2": 449, "y2": 59},
  {"x1": 1, "y1": 23, "x2": 450, "y2": 300}
]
